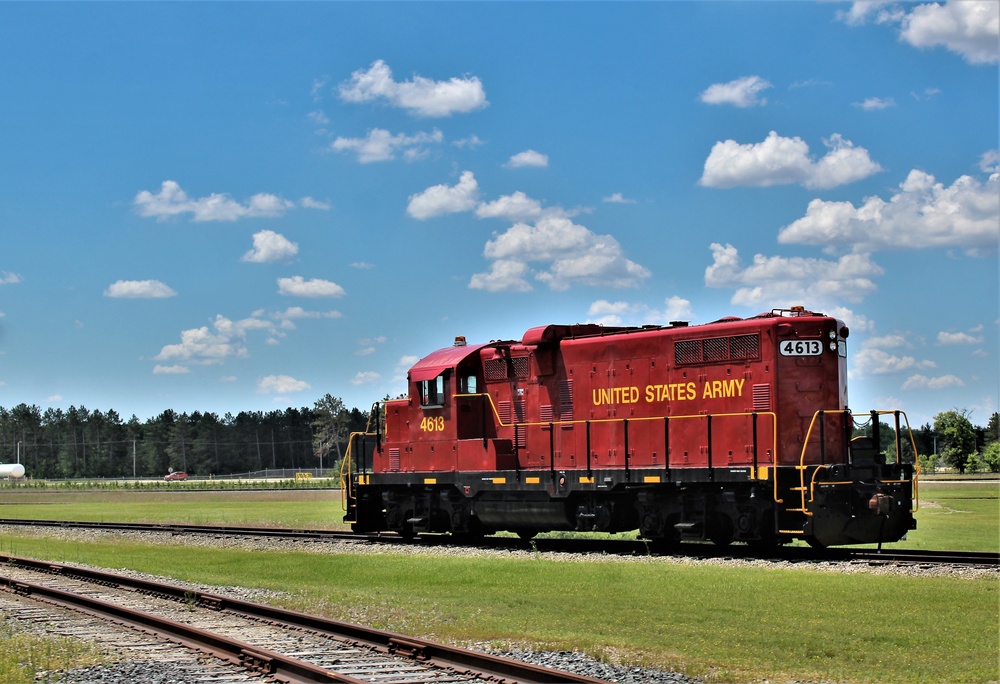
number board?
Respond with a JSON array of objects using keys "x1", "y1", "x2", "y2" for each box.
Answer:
[{"x1": 779, "y1": 339, "x2": 824, "y2": 356}]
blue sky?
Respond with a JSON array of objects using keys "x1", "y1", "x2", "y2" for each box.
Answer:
[{"x1": 0, "y1": 1, "x2": 997, "y2": 428}]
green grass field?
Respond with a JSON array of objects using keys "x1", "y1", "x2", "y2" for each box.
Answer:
[{"x1": 0, "y1": 479, "x2": 996, "y2": 683}]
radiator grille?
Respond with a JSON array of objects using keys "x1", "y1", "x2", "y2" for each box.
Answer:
[
  {"x1": 675, "y1": 333, "x2": 761, "y2": 365},
  {"x1": 511, "y1": 356, "x2": 530, "y2": 379},
  {"x1": 388, "y1": 448, "x2": 400, "y2": 472},
  {"x1": 485, "y1": 358, "x2": 507, "y2": 381}
]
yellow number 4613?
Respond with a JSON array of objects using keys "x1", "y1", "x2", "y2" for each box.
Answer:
[{"x1": 420, "y1": 416, "x2": 445, "y2": 432}]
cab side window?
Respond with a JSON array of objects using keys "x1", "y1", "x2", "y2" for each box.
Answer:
[{"x1": 420, "y1": 375, "x2": 445, "y2": 407}]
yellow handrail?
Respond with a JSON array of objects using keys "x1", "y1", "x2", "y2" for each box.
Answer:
[{"x1": 795, "y1": 409, "x2": 921, "y2": 516}]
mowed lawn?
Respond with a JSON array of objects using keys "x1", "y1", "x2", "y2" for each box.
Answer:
[{"x1": 0, "y1": 479, "x2": 996, "y2": 683}]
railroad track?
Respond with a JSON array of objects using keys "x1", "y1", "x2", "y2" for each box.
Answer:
[
  {"x1": 1, "y1": 518, "x2": 996, "y2": 568},
  {"x1": 0, "y1": 554, "x2": 606, "y2": 684}
]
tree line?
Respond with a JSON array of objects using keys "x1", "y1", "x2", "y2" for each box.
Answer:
[
  {"x1": 0, "y1": 394, "x2": 368, "y2": 480},
  {"x1": 1, "y1": 399, "x2": 996, "y2": 479}
]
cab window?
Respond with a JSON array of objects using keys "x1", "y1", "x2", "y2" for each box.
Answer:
[{"x1": 420, "y1": 375, "x2": 445, "y2": 407}]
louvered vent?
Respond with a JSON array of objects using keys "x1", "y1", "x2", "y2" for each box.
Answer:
[
  {"x1": 752, "y1": 384, "x2": 771, "y2": 412},
  {"x1": 559, "y1": 379, "x2": 574, "y2": 419},
  {"x1": 389, "y1": 448, "x2": 400, "y2": 472},
  {"x1": 498, "y1": 400, "x2": 512, "y2": 424},
  {"x1": 540, "y1": 405, "x2": 554, "y2": 422}
]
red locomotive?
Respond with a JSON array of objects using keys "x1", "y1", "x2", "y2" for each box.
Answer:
[{"x1": 344, "y1": 307, "x2": 918, "y2": 548}]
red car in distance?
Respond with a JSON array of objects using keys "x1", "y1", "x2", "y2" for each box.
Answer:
[{"x1": 164, "y1": 471, "x2": 188, "y2": 481}]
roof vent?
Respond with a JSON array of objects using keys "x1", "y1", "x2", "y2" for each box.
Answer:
[
  {"x1": 669, "y1": 321, "x2": 689, "y2": 328},
  {"x1": 454, "y1": 336, "x2": 467, "y2": 347}
]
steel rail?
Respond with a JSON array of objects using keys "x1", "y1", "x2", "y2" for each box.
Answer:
[
  {"x1": 0, "y1": 555, "x2": 606, "y2": 684},
  {"x1": 1, "y1": 519, "x2": 996, "y2": 567}
]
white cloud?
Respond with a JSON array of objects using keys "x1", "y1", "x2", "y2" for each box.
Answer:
[
  {"x1": 699, "y1": 75, "x2": 772, "y2": 107},
  {"x1": 300, "y1": 196, "x2": 332, "y2": 210},
  {"x1": 406, "y1": 170, "x2": 479, "y2": 220},
  {"x1": 700, "y1": 132, "x2": 881, "y2": 189},
  {"x1": 705, "y1": 242, "x2": 884, "y2": 308},
  {"x1": 603, "y1": 192, "x2": 636, "y2": 204},
  {"x1": 338, "y1": 59, "x2": 488, "y2": 117},
  {"x1": 473, "y1": 216, "x2": 650, "y2": 292},
  {"x1": 468, "y1": 259, "x2": 534, "y2": 293},
  {"x1": 900, "y1": 0, "x2": 999, "y2": 65},
  {"x1": 901, "y1": 373, "x2": 965, "y2": 390},
  {"x1": 866, "y1": 334, "x2": 910, "y2": 349},
  {"x1": 331, "y1": 128, "x2": 444, "y2": 163},
  {"x1": 155, "y1": 315, "x2": 264, "y2": 365},
  {"x1": 586, "y1": 296, "x2": 693, "y2": 326},
  {"x1": 854, "y1": 96, "x2": 896, "y2": 110},
  {"x1": 104, "y1": 280, "x2": 177, "y2": 299},
  {"x1": 152, "y1": 364, "x2": 190, "y2": 375},
  {"x1": 351, "y1": 371, "x2": 381, "y2": 386},
  {"x1": 475, "y1": 191, "x2": 548, "y2": 222},
  {"x1": 134, "y1": 180, "x2": 296, "y2": 222},
  {"x1": 840, "y1": 1, "x2": 999, "y2": 64},
  {"x1": 778, "y1": 168, "x2": 999, "y2": 254},
  {"x1": 853, "y1": 347, "x2": 929, "y2": 375},
  {"x1": 0, "y1": 272, "x2": 22, "y2": 285},
  {"x1": 242, "y1": 230, "x2": 299, "y2": 264},
  {"x1": 453, "y1": 134, "x2": 485, "y2": 148},
  {"x1": 277, "y1": 276, "x2": 346, "y2": 298},
  {"x1": 504, "y1": 149, "x2": 549, "y2": 168},
  {"x1": 980, "y1": 149, "x2": 1000, "y2": 173},
  {"x1": 350, "y1": 261, "x2": 375, "y2": 270},
  {"x1": 937, "y1": 331, "x2": 984, "y2": 345},
  {"x1": 257, "y1": 374, "x2": 311, "y2": 394}
]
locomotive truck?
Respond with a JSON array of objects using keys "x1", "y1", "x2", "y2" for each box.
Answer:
[{"x1": 343, "y1": 307, "x2": 918, "y2": 548}]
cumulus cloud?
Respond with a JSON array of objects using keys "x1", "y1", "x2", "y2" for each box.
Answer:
[
  {"x1": 586, "y1": 296, "x2": 693, "y2": 326},
  {"x1": 468, "y1": 259, "x2": 533, "y2": 293},
  {"x1": 242, "y1": 230, "x2": 299, "y2": 264},
  {"x1": 277, "y1": 276, "x2": 346, "y2": 298},
  {"x1": 503, "y1": 149, "x2": 549, "y2": 168},
  {"x1": 778, "y1": 168, "x2": 999, "y2": 254},
  {"x1": 155, "y1": 315, "x2": 264, "y2": 365},
  {"x1": 134, "y1": 181, "x2": 300, "y2": 222},
  {"x1": 474, "y1": 216, "x2": 650, "y2": 292},
  {"x1": 699, "y1": 75, "x2": 772, "y2": 107},
  {"x1": 840, "y1": 0, "x2": 999, "y2": 64},
  {"x1": 351, "y1": 371, "x2": 381, "y2": 386},
  {"x1": 705, "y1": 242, "x2": 884, "y2": 308},
  {"x1": 338, "y1": 60, "x2": 488, "y2": 117},
  {"x1": 408, "y1": 175, "x2": 649, "y2": 293},
  {"x1": 853, "y1": 96, "x2": 896, "y2": 110},
  {"x1": 700, "y1": 132, "x2": 882, "y2": 189},
  {"x1": 104, "y1": 279, "x2": 177, "y2": 299},
  {"x1": 937, "y1": 331, "x2": 984, "y2": 345},
  {"x1": 0, "y1": 272, "x2": 22, "y2": 285},
  {"x1": 603, "y1": 193, "x2": 636, "y2": 204},
  {"x1": 901, "y1": 373, "x2": 965, "y2": 390},
  {"x1": 331, "y1": 128, "x2": 444, "y2": 163},
  {"x1": 406, "y1": 170, "x2": 479, "y2": 219},
  {"x1": 257, "y1": 374, "x2": 311, "y2": 394}
]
